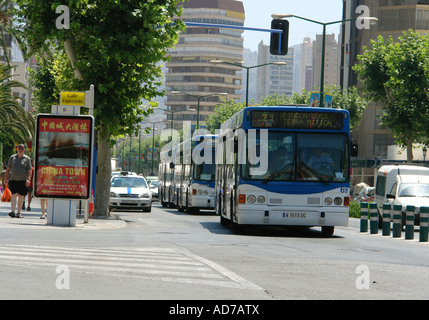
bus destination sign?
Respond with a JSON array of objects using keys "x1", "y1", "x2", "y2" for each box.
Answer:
[{"x1": 251, "y1": 110, "x2": 343, "y2": 130}]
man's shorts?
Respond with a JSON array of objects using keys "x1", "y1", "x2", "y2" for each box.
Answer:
[{"x1": 8, "y1": 180, "x2": 28, "y2": 196}]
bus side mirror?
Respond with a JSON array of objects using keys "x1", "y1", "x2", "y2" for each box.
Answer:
[
  {"x1": 234, "y1": 139, "x2": 238, "y2": 153},
  {"x1": 170, "y1": 162, "x2": 175, "y2": 169},
  {"x1": 351, "y1": 143, "x2": 358, "y2": 157}
]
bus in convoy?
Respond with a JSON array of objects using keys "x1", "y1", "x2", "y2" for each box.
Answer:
[
  {"x1": 159, "y1": 134, "x2": 217, "y2": 213},
  {"x1": 159, "y1": 147, "x2": 175, "y2": 208},
  {"x1": 174, "y1": 134, "x2": 217, "y2": 213},
  {"x1": 215, "y1": 105, "x2": 355, "y2": 236}
]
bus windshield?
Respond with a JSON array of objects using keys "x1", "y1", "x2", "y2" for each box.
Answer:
[
  {"x1": 194, "y1": 162, "x2": 216, "y2": 181},
  {"x1": 193, "y1": 149, "x2": 216, "y2": 181},
  {"x1": 241, "y1": 132, "x2": 350, "y2": 183}
]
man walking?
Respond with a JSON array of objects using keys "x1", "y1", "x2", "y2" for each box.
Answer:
[{"x1": 5, "y1": 144, "x2": 32, "y2": 218}]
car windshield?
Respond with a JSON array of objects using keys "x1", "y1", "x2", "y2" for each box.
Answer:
[
  {"x1": 398, "y1": 183, "x2": 429, "y2": 197},
  {"x1": 111, "y1": 177, "x2": 148, "y2": 188}
]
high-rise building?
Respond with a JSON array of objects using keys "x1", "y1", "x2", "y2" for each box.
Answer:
[
  {"x1": 299, "y1": 37, "x2": 313, "y2": 92},
  {"x1": 256, "y1": 41, "x2": 294, "y2": 102},
  {"x1": 312, "y1": 33, "x2": 340, "y2": 90},
  {"x1": 341, "y1": 0, "x2": 429, "y2": 161},
  {"x1": 165, "y1": 0, "x2": 244, "y2": 130}
]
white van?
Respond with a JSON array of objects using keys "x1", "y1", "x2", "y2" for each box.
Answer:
[{"x1": 375, "y1": 165, "x2": 429, "y2": 226}]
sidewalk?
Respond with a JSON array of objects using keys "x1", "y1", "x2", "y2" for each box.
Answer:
[{"x1": 0, "y1": 197, "x2": 126, "y2": 230}]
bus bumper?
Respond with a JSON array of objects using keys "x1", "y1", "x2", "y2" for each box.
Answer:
[
  {"x1": 235, "y1": 206, "x2": 349, "y2": 227},
  {"x1": 191, "y1": 196, "x2": 215, "y2": 210}
]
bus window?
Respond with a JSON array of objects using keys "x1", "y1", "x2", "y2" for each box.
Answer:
[
  {"x1": 241, "y1": 132, "x2": 349, "y2": 183},
  {"x1": 297, "y1": 133, "x2": 349, "y2": 182}
]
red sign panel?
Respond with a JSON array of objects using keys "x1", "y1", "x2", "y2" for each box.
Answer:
[{"x1": 34, "y1": 114, "x2": 94, "y2": 199}]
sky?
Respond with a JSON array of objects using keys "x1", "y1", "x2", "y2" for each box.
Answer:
[{"x1": 242, "y1": 0, "x2": 344, "y2": 52}]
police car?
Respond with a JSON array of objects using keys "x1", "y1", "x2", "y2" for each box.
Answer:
[{"x1": 109, "y1": 172, "x2": 152, "y2": 212}]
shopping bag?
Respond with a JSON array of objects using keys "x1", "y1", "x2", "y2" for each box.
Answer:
[{"x1": 1, "y1": 185, "x2": 12, "y2": 202}]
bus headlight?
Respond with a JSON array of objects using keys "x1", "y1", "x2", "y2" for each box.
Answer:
[
  {"x1": 247, "y1": 195, "x2": 256, "y2": 203},
  {"x1": 257, "y1": 195, "x2": 266, "y2": 204},
  {"x1": 203, "y1": 190, "x2": 209, "y2": 195},
  {"x1": 324, "y1": 197, "x2": 333, "y2": 205},
  {"x1": 334, "y1": 197, "x2": 343, "y2": 205},
  {"x1": 197, "y1": 189, "x2": 203, "y2": 195}
]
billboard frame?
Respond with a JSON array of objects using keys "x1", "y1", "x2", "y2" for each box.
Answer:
[{"x1": 34, "y1": 114, "x2": 94, "y2": 200}]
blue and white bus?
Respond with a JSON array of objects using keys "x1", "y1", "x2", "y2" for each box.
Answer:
[
  {"x1": 215, "y1": 105, "x2": 354, "y2": 236},
  {"x1": 173, "y1": 134, "x2": 217, "y2": 213}
]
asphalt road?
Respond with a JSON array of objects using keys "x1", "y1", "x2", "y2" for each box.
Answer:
[{"x1": 1, "y1": 198, "x2": 429, "y2": 301}]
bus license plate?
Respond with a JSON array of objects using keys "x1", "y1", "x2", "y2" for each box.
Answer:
[{"x1": 283, "y1": 212, "x2": 306, "y2": 219}]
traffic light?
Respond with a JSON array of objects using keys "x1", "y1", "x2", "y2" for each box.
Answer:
[{"x1": 270, "y1": 19, "x2": 289, "y2": 55}]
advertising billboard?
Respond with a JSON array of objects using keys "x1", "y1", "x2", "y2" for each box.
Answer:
[{"x1": 34, "y1": 114, "x2": 94, "y2": 200}]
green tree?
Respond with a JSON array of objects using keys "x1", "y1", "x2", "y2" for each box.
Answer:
[
  {"x1": 0, "y1": 64, "x2": 35, "y2": 144},
  {"x1": 28, "y1": 51, "x2": 60, "y2": 114},
  {"x1": 13, "y1": 1, "x2": 185, "y2": 215},
  {"x1": 0, "y1": 0, "x2": 15, "y2": 64},
  {"x1": 206, "y1": 100, "x2": 245, "y2": 133},
  {"x1": 354, "y1": 30, "x2": 429, "y2": 162},
  {"x1": 324, "y1": 85, "x2": 368, "y2": 131}
]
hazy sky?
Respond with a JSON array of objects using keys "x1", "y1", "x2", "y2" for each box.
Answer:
[{"x1": 242, "y1": 0, "x2": 343, "y2": 51}]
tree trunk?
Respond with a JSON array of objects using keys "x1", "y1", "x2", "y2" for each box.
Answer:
[
  {"x1": 64, "y1": 38, "x2": 83, "y2": 81},
  {"x1": 406, "y1": 139, "x2": 414, "y2": 163},
  {"x1": 94, "y1": 124, "x2": 111, "y2": 216}
]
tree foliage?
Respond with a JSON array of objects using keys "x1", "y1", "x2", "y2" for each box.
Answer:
[
  {"x1": 354, "y1": 30, "x2": 429, "y2": 162},
  {"x1": 13, "y1": 0, "x2": 185, "y2": 215},
  {"x1": 0, "y1": 64, "x2": 35, "y2": 144},
  {"x1": 206, "y1": 100, "x2": 245, "y2": 133}
]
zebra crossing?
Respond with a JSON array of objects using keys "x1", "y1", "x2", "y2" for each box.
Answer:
[{"x1": 0, "y1": 244, "x2": 262, "y2": 290}]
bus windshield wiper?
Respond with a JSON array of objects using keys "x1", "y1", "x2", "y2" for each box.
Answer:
[
  {"x1": 262, "y1": 163, "x2": 293, "y2": 184},
  {"x1": 299, "y1": 162, "x2": 329, "y2": 186}
]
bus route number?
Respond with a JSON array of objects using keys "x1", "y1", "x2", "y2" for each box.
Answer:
[{"x1": 340, "y1": 186, "x2": 349, "y2": 194}]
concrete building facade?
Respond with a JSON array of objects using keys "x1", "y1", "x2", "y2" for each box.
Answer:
[{"x1": 165, "y1": 0, "x2": 244, "y2": 129}]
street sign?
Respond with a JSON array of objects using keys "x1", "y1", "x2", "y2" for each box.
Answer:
[{"x1": 60, "y1": 91, "x2": 85, "y2": 106}]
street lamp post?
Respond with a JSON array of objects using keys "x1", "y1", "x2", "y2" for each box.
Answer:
[
  {"x1": 271, "y1": 14, "x2": 377, "y2": 107},
  {"x1": 146, "y1": 120, "x2": 164, "y2": 176},
  {"x1": 210, "y1": 60, "x2": 286, "y2": 107},
  {"x1": 170, "y1": 91, "x2": 227, "y2": 129}
]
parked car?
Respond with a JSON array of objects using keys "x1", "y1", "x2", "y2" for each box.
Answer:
[
  {"x1": 109, "y1": 173, "x2": 151, "y2": 212},
  {"x1": 145, "y1": 176, "x2": 159, "y2": 200},
  {"x1": 149, "y1": 180, "x2": 159, "y2": 199},
  {"x1": 375, "y1": 165, "x2": 429, "y2": 226}
]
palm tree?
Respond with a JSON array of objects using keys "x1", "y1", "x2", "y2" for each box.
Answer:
[{"x1": 0, "y1": 63, "x2": 35, "y2": 143}]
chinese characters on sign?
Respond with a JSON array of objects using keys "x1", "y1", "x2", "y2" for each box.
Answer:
[{"x1": 34, "y1": 115, "x2": 93, "y2": 200}]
